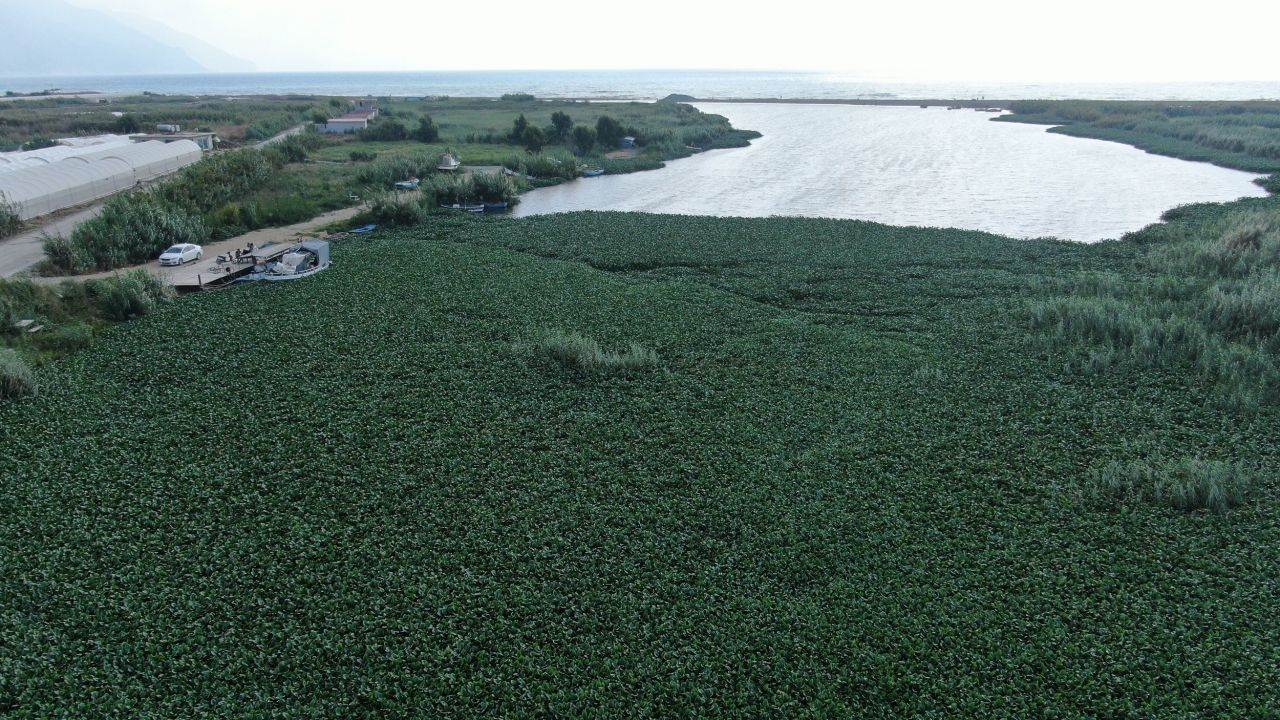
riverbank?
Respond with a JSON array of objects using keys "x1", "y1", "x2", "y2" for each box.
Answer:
[{"x1": 2, "y1": 94, "x2": 758, "y2": 276}]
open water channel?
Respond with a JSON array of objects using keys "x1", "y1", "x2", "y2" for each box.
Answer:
[{"x1": 513, "y1": 103, "x2": 1269, "y2": 242}]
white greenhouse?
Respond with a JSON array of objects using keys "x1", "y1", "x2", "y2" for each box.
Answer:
[{"x1": 0, "y1": 140, "x2": 203, "y2": 220}]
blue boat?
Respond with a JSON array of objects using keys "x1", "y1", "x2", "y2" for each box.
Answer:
[
  {"x1": 483, "y1": 201, "x2": 509, "y2": 211},
  {"x1": 581, "y1": 167, "x2": 605, "y2": 177},
  {"x1": 350, "y1": 224, "x2": 378, "y2": 234}
]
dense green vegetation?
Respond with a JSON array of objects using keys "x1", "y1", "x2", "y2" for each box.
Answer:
[
  {"x1": 1029, "y1": 197, "x2": 1280, "y2": 411},
  {"x1": 0, "y1": 93, "x2": 318, "y2": 149},
  {"x1": 0, "y1": 191, "x2": 19, "y2": 239},
  {"x1": 999, "y1": 100, "x2": 1280, "y2": 190},
  {"x1": 41, "y1": 146, "x2": 300, "y2": 273},
  {"x1": 1, "y1": 209, "x2": 1277, "y2": 715},
  {"x1": 0, "y1": 270, "x2": 173, "y2": 371}
]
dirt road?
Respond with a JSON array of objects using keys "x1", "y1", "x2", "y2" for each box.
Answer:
[
  {"x1": 32, "y1": 206, "x2": 363, "y2": 285},
  {"x1": 0, "y1": 203, "x2": 106, "y2": 278}
]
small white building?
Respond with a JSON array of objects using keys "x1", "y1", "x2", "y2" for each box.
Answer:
[{"x1": 315, "y1": 118, "x2": 369, "y2": 134}]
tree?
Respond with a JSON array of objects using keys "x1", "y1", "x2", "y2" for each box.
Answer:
[
  {"x1": 310, "y1": 109, "x2": 330, "y2": 125},
  {"x1": 521, "y1": 125, "x2": 546, "y2": 154},
  {"x1": 509, "y1": 114, "x2": 529, "y2": 143},
  {"x1": 414, "y1": 115, "x2": 439, "y2": 143},
  {"x1": 114, "y1": 114, "x2": 141, "y2": 134},
  {"x1": 360, "y1": 119, "x2": 408, "y2": 142},
  {"x1": 550, "y1": 111, "x2": 573, "y2": 139},
  {"x1": 595, "y1": 115, "x2": 624, "y2": 148},
  {"x1": 570, "y1": 125, "x2": 596, "y2": 155}
]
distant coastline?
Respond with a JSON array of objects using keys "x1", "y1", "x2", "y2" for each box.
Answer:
[{"x1": 3, "y1": 70, "x2": 1279, "y2": 102}]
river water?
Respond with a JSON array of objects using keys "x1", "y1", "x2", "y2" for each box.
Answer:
[{"x1": 511, "y1": 103, "x2": 1269, "y2": 242}]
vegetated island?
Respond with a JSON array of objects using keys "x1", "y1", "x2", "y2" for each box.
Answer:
[{"x1": 0, "y1": 97, "x2": 1278, "y2": 715}]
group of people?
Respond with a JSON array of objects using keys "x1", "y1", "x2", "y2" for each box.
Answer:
[{"x1": 222, "y1": 242, "x2": 256, "y2": 265}]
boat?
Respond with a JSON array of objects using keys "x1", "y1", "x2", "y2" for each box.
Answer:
[
  {"x1": 581, "y1": 167, "x2": 605, "y2": 177},
  {"x1": 238, "y1": 240, "x2": 331, "y2": 282},
  {"x1": 437, "y1": 153, "x2": 461, "y2": 171},
  {"x1": 482, "y1": 201, "x2": 509, "y2": 211},
  {"x1": 394, "y1": 177, "x2": 420, "y2": 190},
  {"x1": 350, "y1": 224, "x2": 377, "y2": 234},
  {"x1": 441, "y1": 202, "x2": 485, "y2": 213}
]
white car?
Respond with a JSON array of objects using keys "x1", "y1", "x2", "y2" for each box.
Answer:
[{"x1": 158, "y1": 243, "x2": 203, "y2": 266}]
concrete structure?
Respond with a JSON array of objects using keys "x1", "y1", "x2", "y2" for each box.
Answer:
[
  {"x1": 315, "y1": 118, "x2": 368, "y2": 134},
  {"x1": 317, "y1": 103, "x2": 380, "y2": 134},
  {"x1": 156, "y1": 123, "x2": 182, "y2": 133},
  {"x1": 0, "y1": 139, "x2": 202, "y2": 220}
]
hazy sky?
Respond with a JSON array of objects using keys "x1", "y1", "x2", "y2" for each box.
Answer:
[{"x1": 71, "y1": 0, "x2": 1280, "y2": 81}]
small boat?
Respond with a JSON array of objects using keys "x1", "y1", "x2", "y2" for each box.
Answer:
[
  {"x1": 350, "y1": 224, "x2": 377, "y2": 234},
  {"x1": 239, "y1": 240, "x2": 331, "y2": 282},
  {"x1": 482, "y1": 201, "x2": 509, "y2": 211},
  {"x1": 441, "y1": 202, "x2": 485, "y2": 213},
  {"x1": 438, "y1": 153, "x2": 461, "y2": 171},
  {"x1": 581, "y1": 167, "x2": 605, "y2": 177},
  {"x1": 394, "y1": 177, "x2": 420, "y2": 190}
]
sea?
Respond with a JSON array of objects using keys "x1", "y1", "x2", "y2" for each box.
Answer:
[{"x1": 4, "y1": 70, "x2": 1280, "y2": 101}]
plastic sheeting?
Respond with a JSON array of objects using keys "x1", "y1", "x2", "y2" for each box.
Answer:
[
  {"x1": 0, "y1": 135, "x2": 134, "y2": 176},
  {"x1": 0, "y1": 140, "x2": 202, "y2": 220}
]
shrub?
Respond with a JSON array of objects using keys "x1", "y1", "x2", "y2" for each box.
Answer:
[
  {"x1": 32, "y1": 322, "x2": 93, "y2": 353},
  {"x1": 570, "y1": 125, "x2": 596, "y2": 154},
  {"x1": 354, "y1": 152, "x2": 442, "y2": 186},
  {"x1": 349, "y1": 193, "x2": 429, "y2": 228},
  {"x1": 524, "y1": 329, "x2": 658, "y2": 375},
  {"x1": 1088, "y1": 458, "x2": 1252, "y2": 513},
  {"x1": 88, "y1": 270, "x2": 174, "y2": 321},
  {"x1": 0, "y1": 348, "x2": 37, "y2": 400},
  {"x1": 501, "y1": 151, "x2": 580, "y2": 180},
  {"x1": 269, "y1": 133, "x2": 321, "y2": 164},
  {"x1": 359, "y1": 119, "x2": 409, "y2": 142},
  {"x1": 66, "y1": 193, "x2": 206, "y2": 271},
  {"x1": 41, "y1": 232, "x2": 92, "y2": 275},
  {"x1": 350, "y1": 151, "x2": 377, "y2": 162},
  {"x1": 0, "y1": 191, "x2": 20, "y2": 239},
  {"x1": 414, "y1": 116, "x2": 439, "y2": 143},
  {"x1": 595, "y1": 115, "x2": 625, "y2": 148}
]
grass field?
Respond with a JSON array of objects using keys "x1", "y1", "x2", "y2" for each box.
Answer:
[{"x1": 2, "y1": 211, "x2": 1277, "y2": 716}]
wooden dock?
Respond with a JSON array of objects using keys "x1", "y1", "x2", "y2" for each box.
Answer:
[{"x1": 171, "y1": 243, "x2": 296, "y2": 293}]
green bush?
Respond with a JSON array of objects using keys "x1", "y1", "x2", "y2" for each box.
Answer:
[
  {"x1": 0, "y1": 191, "x2": 20, "y2": 239},
  {"x1": 524, "y1": 329, "x2": 658, "y2": 375},
  {"x1": 501, "y1": 151, "x2": 580, "y2": 180},
  {"x1": 0, "y1": 348, "x2": 36, "y2": 400},
  {"x1": 1088, "y1": 458, "x2": 1252, "y2": 513},
  {"x1": 349, "y1": 193, "x2": 429, "y2": 228},
  {"x1": 88, "y1": 270, "x2": 175, "y2": 321},
  {"x1": 354, "y1": 153, "x2": 442, "y2": 186},
  {"x1": 31, "y1": 322, "x2": 93, "y2": 353},
  {"x1": 350, "y1": 151, "x2": 377, "y2": 162}
]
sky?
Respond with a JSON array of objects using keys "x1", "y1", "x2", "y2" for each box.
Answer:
[{"x1": 70, "y1": 0, "x2": 1280, "y2": 82}]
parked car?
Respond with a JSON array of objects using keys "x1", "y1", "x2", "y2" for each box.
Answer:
[{"x1": 158, "y1": 243, "x2": 203, "y2": 266}]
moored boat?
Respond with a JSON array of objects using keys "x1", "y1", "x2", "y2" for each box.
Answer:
[{"x1": 239, "y1": 240, "x2": 331, "y2": 282}]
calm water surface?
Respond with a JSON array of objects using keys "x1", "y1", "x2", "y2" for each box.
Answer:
[{"x1": 512, "y1": 104, "x2": 1268, "y2": 242}]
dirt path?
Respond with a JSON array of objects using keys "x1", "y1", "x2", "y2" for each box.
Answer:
[
  {"x1": 0, "y1": 203, "x2": 106, "y2": 278},
  {"x1": 34, "y1": 206, "x2": 362, "y2": 285}
]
